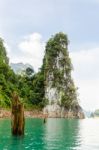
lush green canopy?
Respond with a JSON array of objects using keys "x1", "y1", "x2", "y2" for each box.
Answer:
[{"x1": 0, "y1": 33, "x2": 78, "y2": 110}]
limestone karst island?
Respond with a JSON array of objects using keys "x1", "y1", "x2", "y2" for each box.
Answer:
[
  {"x1": 0, "y1": 32, "x2": 84, "y2": 119},
  {"x1": 1, "y1": 1, "x2": 99, "y2": 149}
]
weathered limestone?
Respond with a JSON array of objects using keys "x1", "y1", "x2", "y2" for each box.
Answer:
[
  {"x1": 11, "y1": 92, "x2": 25, "y2": 135},
  {"x1": 43, "y1": 33, "x2": 85, "y2": 118},
  {"x1": 44, "y1": 104, "x2": 84, "y2": 118}
]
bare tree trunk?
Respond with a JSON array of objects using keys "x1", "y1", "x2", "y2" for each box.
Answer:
[{"x1": 11, "y1": 92, "x2": 25, "y2": 136}]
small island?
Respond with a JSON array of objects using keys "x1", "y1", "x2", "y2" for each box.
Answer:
[{"x1": 0, "y1": 33, "x2": 84, "y2": 119}]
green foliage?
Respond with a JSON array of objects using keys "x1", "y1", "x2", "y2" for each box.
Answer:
[
  {"x1": 0, "y1": 32, "x2": 78, "y2": 110},
  {"x1": 0, "y1": 37, "x2": 44, "y2": 109},
  {"x1": 29, "y1": 71, "x2": 45, "y2": 106},
  {"x1": 15, "y1": 68, "x2": 45, "y2": 108},
  {"x1": 44, "y1": 32, "x2": 72, "y2": 74},
  {"x1": 0, "y1": 38, "x2": 9, "y2": 64},
  {"x1": 0, "y1": 38, "x2": 18, "y2": 108},
  {"x1": 44, "y1": 32, "x2": 78, "y2": 109},
  {"x1": 60, "y1": 77, "x2": 78, "y2": 109},
  {"x1": 25, "y1": 67, "x2": 34, "y2": 76}
]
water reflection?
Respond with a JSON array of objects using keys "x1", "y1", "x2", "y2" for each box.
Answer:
[
  {"x1": 79, "y1": 119, "x2": 99, "y2": 150},
  {"x1": 44, "y1": 118, "x2": 80, "y2": 150}
]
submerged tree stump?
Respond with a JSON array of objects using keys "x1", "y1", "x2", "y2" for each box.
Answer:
[{"x1": 11, "y1": 92, "x2": 25, "y2": 136}]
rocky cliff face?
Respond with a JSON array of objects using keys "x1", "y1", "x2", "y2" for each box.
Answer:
[
  {"x1": 44, "y1": 104, "x2": 84, "y2": 118},
  {"x1": 43, "y1": 33, "x2": 84, "y2": 118}
]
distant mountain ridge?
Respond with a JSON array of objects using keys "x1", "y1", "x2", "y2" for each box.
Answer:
[
  {"x1": 10, "y1": 63, "x2": 34, "y2": 74},
  {"x1": 93, "y1": 109, "x2": 99, "y2": 117}
]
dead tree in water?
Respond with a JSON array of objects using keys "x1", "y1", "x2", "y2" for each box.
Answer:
[
  {"x1": 43, "y1": 118, "x2": 46, "y2": 123},
  {"x1": 11, "y1": 92, "x2": 25, "y2": 136},
  {"x1": 43, "y1": 114, "x2": 47, "y2": 123}
]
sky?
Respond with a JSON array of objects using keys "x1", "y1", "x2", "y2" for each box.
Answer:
[{"x1": 0, "y1": 0, "x2": 99, "y2": 111}]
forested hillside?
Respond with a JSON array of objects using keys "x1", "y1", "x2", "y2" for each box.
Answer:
[
  {"x1": 0, "y1": 33, "x2": 79, "y2": 111},
  {"x1": 0, "y1": 38, "x2": 44, "y2": 109}
]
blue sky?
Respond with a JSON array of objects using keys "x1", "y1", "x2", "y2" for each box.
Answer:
[{"x1": 0, "y1": 0, "x2": 99, "y2": 110}]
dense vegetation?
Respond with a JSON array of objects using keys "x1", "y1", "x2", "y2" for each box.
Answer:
[
  {"x1": 44, "y1": 33, "x2": 78, "y2": 109},
  {"x1": 0, "y1": 32, "x2": 78, "y2": 110},
  {"x1": 0, "y1": 38, "x2": 45, "y2": 109},
  {"x1": 0, "y1": 38, "x2": 17, "y2": 107}
]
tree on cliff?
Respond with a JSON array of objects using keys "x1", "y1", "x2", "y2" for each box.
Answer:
[{"x1": 43, "y1": 32, "x2": 78, "y2": 109}]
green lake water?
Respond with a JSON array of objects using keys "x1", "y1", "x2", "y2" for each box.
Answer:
[{"x1": 0, "y1": 118, "x2": 99, "y2": 150}]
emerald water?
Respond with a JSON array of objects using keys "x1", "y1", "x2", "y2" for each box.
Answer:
[{"x1": 0, "y1": 118, "x2": 99, "y2": 150}]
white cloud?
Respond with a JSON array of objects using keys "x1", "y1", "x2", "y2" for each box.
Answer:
[
  {"x1": 4, "y1": 42, "x2": 11, "y2": 53},
  {"x1": 17, "y1": 33, "x2": 45, "y2": 72},
  {"x1": 70, "y1": 48, "x2": 99, "y2": 111},
  {"x1": 19, "y1": 33, "x2": 43, "y2": 56}
]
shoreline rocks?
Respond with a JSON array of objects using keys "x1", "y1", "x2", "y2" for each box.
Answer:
[
  {"x1": 0, "y1": 109, "x2": 84, "y2": 119},
  {"x1": 43, "y1": 104, "x2": 85, "y2": 119}
]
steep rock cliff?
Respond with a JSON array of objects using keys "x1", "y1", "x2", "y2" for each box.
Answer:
[{"x1": 43, "y1": 33, "x2": 84, "y2": 118}]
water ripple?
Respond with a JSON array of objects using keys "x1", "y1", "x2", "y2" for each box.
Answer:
[{"x1": 0, "y1": 118, "x2": 99, "y2": 150}]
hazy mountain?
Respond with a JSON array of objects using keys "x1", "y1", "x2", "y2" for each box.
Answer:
[
  {"x1": 10, "y1": 62, "x2": 34, "y2": 74},
  {"x1": 93, "y1": 109, "x2": 99, "y2": 117},
  {"x1": 83, "y1": 110, "x2": 93, "y2": 118}
]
